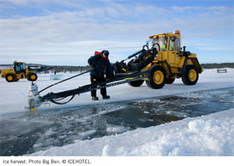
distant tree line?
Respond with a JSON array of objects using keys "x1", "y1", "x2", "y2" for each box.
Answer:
[
  {"x1": 48, "y1": 65, "x2": 91, "y2": 73},
  {"x1": 52, "y1": 63, "x2": 234, "y2": 73},
  {"x1": 0, "y1": 64, "x2": 92, "y2": 74},
  {"x1": 1, "y1": 63, "x2": 233, "y2": 74},
  {"x1": 201, "y1": 63, "x2": 234, "y2": 69}
]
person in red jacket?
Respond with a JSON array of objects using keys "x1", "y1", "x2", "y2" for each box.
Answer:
[{"x1": 88, "y1": 50, "x2": 113, "y2": 100}]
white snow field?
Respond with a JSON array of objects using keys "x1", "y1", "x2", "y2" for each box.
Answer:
[{"x1": 0, "y1": 68, "x2": 234, "y2": 156}]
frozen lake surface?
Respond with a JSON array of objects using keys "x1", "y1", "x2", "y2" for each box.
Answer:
[
  {"x1": 0, "y1": 87, "x2": 233, "y2": 156},
  {"x1": 0, "y1": 69, "x2": 234, "y2": 156}
]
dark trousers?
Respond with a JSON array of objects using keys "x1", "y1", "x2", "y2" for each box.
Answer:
[{"x1": 90, "y1": 76, "x2": 106, "y2": 97}]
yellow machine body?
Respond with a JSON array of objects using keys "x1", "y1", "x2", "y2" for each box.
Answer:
[
  {"x1": 143, "y1": 30, "x2": 203, "y2": 79},
  {"x1": 1, "y1": 61, "x2": 37, "y2": 82}
]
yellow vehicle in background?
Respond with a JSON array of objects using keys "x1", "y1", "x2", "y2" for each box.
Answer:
[{"x1": 1, "y1": 61, "x2": 38, "y2": 82}]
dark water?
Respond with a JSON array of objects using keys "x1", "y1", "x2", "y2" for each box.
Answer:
[{"x1": 0, "y1": 88, "x2": 233, "y2": 156}]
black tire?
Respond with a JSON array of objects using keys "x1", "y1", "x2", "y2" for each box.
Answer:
[
  {"x1": 146, "y1": 66, "x2": 166, "y2": 89},
  {"x1": 5, "y1": 74, "x2": 15, "y2": 82},
  {"x1": 166, "y1": 77, "x2": 175, "y2": 84},
  {"x1": 128, "y1": 80, "x2": 144, "y2": 87},
  {"x1": 182, "y1": 65, "x2": 199, "y2": 85},
  {"x1": 14, "y1": 79, "x2": 19, "y2": 82},
  {"x1": 27, "y1": 73, "x2": 37, "y2": 81}
]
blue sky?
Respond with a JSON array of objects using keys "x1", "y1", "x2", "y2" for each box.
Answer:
[{"x1": 0, "y1": 0, "x2": 233, "y2": 65}]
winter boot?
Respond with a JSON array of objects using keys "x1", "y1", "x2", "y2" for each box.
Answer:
[
  {"x1": 102, "y1": 95, "x2": 110, "y2": 99},
  {"x1": 92, "y1": 96, "x2": 99, "y2": 100}
]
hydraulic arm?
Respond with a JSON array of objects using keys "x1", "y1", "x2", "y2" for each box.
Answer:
[
  {"x1": 28, "y1": 71, "x2": 149, "y2": 112},
  {"x1": 28, "y1": 44, "x2": 157, "y2": 112}
]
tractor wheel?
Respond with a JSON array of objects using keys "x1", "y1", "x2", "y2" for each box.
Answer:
[
  {"x1": 182, "y1": 65, "x2": 198, "y2": 85},
  {"x1": 146, "y1": 66, "x2": 166, "y2": 89},
  {"x1": 5, "y1": 74, "x2": 15, "y2": 82},
  {"x1": 14, "y1": 79, "x2": 19, "y2": 82},
  {"x1": 166, "y1": 77, "x2": 175, "y2": 84},
  {"x1": 28, "y1": 73, "x2": 38, "y2": 81},
  {"x1": 128, "y1": 80, "x2": 144, "y2": 87}
]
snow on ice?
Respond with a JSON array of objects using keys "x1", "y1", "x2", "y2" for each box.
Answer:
[{"x1": 0, "y1": 68, "x2": 234, "y2": 156}]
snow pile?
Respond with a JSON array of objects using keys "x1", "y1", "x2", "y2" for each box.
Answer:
[{"x1": 29, "y1": 109, "x2": 234, "y2": 156}]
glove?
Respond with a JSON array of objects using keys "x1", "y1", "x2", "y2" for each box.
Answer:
[{"x1": 107, "y1": 71, "x2": 115, "y2": 80}]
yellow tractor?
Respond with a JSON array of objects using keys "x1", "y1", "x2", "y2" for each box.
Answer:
[
  {"x1": 114, "y1": 30, "x2": 203, "y2": 88},
  {"x1": 1, "y1": 61, "x2": 38, "y2": 82},
  {"x1": 147, "y1": 30, "x2": 203, "y2": 86}
]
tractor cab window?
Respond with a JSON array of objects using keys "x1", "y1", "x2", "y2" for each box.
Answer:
[
  {"x1": 169, "y1": 38, "x2": 175, "y2": 51},
  {"x1": 153, "y1": 37, "x2": 168, "y2": 51},
  {"x1": 175, "y1": 38, "x2": 180, "y2": 51},
  {"x1": 15, "y1": 64, "x2": 20, "y2": 71},
  {"x1": 14, "y1": 63, "x2": 26, "y2": 73},
  {"x1": 20, "y1": 63, "x2": 26, "y2": 70}
]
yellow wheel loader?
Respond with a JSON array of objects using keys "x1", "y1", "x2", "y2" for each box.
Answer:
[
  {"x1": 146, "y1": 30, "x2": 203, "y2": 87},
  {"x1": 1, "y1": 61, "x2": 38, "y2": 82},
  {"x1": 116, "y1": 30, "x2": 204, "y2": 88}
]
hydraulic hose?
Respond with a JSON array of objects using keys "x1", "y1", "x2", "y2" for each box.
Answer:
[
  {"x1": 50, "y1": 95, "x2": 75, "y2": 105},
  {"x1": 38, "y1": 70, "x2": 90, "y2": 94}
]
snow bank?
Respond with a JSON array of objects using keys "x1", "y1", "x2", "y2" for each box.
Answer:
[{"x1": 29, "y1": 109, "x2": 234, "y2": 156}]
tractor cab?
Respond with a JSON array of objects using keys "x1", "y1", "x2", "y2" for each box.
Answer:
[
  {"x1": 150, "y1": 30, "x2": 181, "y2": 51},
  {"x1": 13, "y1": 61, "x2": 26, "y2": 74},
  {"x1": 150, "y1": 30, "x2": 181, "y2": 66}
]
